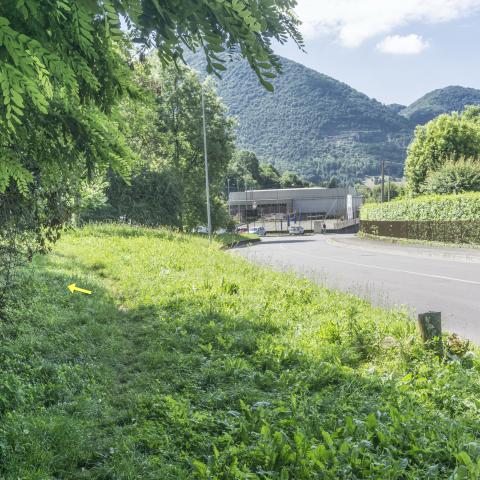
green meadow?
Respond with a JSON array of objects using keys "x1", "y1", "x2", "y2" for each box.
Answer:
[{"x1": 1, "y1": 224, "x2": 479, "y2": 479}]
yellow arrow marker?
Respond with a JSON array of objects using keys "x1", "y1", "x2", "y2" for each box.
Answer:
[{"x1": 68, "y1": 283, "x2": 92, "y2": 295}]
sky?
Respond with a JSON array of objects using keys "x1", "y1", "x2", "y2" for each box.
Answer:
[{"x1": 274, "y1": 0, "x2": 480, "y2": 105}]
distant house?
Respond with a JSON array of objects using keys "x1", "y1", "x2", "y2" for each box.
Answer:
[
  {"x1": 228, "y1": 187, "x2": 362, "y2": 222},
  {"x1": 363, "y1": 177, "x2": 381, "y2": 189}
]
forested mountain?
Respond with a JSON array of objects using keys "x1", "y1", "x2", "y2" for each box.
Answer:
[
  {"x1": 387, "y1": 104, "x2": 407, "y2": 114},
  {"x1": 187, "y1": 53, "x2": 480, "y2": 183},
  {"x1": 400, "y1": 86, "x2": 480, "y2": 125},
  {"x1": 188, "y1": 53, "x2": 412, "y2": 183}
]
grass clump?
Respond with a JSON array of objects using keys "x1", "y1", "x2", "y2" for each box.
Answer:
[
  {"x1": 0, "y1": 223, "x2": 479, "y2": 479},
  {"x1": 215, "y1": 232, "x2": 260, "y2": 247}
]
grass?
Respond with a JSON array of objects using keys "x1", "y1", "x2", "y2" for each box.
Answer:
[
  {"x1": 214, "y1": 232, "x2": 260, "y2": 247},
  {"x1": 1, "y1": 223, "x2": 480, "y2": 479}
]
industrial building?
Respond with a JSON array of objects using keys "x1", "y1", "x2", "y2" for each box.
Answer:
[{"x1": 228, "y1": 187, "x2": 363, "y2": 222}]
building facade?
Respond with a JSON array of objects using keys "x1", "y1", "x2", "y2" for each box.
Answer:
[{"x1": 228, "y1": 187, "x2": 362, "y2": 222}]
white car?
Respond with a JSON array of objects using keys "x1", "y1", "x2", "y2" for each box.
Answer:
[
  {"x1": 288, "y1": 225, "x2": 305, "y2": 235},
  {"x1": 249, "y1": 226, "x2": 267, "y2": 236}
]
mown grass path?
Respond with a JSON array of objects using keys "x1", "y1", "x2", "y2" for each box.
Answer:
[{"x1": 1, "y1": 225, "x2": 480, "y2": 479}]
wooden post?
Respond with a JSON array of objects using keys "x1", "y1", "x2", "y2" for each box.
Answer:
[{"x1": 418, "y1": 312, "x2": 443, "y2": 356}]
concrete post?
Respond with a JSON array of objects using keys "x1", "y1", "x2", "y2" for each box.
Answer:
[{"x1": 418, "y1": 311, "x2": 443, "y2": 356}]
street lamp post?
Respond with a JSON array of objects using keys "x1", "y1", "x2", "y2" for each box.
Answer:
[
  {"x1": 201, "y1": 86, "x2": 212, "y2": 240},
  {"x1": 245, "y1": 179, "x2": 249, "y2": 232}
]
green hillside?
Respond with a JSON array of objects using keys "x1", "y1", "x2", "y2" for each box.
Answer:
[
  {"x1": 401, "y1": 86, "x2": 480, "y2": 125},
  {"x1": 188, "y1": 53, "x2": 412, "y2": 183},
  {"x1": 387, "y1": 103, "x2": 407, "y2": 114}
]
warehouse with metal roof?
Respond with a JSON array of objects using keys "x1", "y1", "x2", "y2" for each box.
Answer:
[{"x1": 228, "y1": 187, "x2": 362, "y2": 222}]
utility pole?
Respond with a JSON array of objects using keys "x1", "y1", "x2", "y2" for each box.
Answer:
[
  {"x1": 201, "y1": 86, "x2": 212, "y2": 240},
  {"x1": 227, "y1": 178, "x2": 231, "y2": 216},
  {"x1": 245, "y1": 179, "x2": 249, "y2": 232},
  {"x1": 344, "y1": 176, "x2": 348, "y2": 220},
  {"x1": 387, "y1": 176, "x2": 391, "y2": 202},
  {"x1": 380, "y1": 159, "x2": 385, "y2": 204}
]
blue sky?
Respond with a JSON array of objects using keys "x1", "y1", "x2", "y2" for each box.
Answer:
[{"x1": 275, "y1": 0, "x2": 480, "y2": 105}]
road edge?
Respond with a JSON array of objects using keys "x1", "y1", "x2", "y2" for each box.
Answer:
[{"x1": 328, "y1": 236, "x2": 480, "y2": 264}]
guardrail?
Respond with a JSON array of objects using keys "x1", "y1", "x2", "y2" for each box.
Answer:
[{"x1": 360, "y1": 220, "x2": 480, "y2": 244}]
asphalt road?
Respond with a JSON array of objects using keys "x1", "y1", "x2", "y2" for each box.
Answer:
[{"x1": 232, "y1": 234, "x2": 480, "y2": 343}]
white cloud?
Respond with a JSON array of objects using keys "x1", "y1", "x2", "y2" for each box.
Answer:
[
  {"x1": 295, "y1": 0, "x2": 480, "y2": 47},
  {"x1": 376, "y1": 34, "x2": 429, "y2": 54}
]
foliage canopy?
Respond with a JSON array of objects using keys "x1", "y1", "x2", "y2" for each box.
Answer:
[
  {"x1": 422, "y1": 159, "x2": 480, "y2": 195},
  {"x1": 0, "y1": 0, "x2": 301, "y2": 198},
  {"x1": 92, "y1": 61, "x2": 236, "y2": 230},
  {"x1": 228, "y1": 150, "x2": 310, "y2": 190},
  {"x1": 361, "y1": 192, "x2": 480, "y2": 221},
  {"x1": 405, "y1": 106, "x2": 480, "y2": 194}
]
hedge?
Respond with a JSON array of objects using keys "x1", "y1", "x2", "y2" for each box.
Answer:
[{"x1": 360, "y1": 192, "x2": 480, "y2": 221}]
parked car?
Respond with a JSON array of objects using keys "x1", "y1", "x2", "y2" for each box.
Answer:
[
  {"x1": 288, "y1": 225, "x2": 305, "y2": 235},
  {"x1": 193, "y1": 226, "x2": 208, "y2": 234},
  {"x1": 249, "y1": 226, "x2": 267, "y2": 236}
]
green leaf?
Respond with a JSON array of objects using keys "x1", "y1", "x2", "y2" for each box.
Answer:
[{"x1": 260, "y1": 77, "x2": 274, "y2": 92}]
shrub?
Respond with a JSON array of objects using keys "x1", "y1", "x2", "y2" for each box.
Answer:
[
  {"x1": 360, "y1": 192, "x2": 480, "y2": 221},
  {"x1": 421, "y1": 159, "x2": 480, "y2": 194}
]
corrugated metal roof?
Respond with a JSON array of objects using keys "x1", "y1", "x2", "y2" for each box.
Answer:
[{"x1": 229, "y1": 187, "x2": 358, "y2": 202}]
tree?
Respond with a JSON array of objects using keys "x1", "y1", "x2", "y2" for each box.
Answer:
[
  {"x1": 0, "y1": 0, "x2": 302, "y2": 218},
  {"x1": 0, "y1": 0, "x2": 302, "y2": 306},
  {"x1": 227, "y1": 151, "x2": 310, "y2": 191},
  {"x1": 230, "y1": 151, "x2": 261, "y2": 181},
  {"x1": 153, "y1": 64, "x2": 235, "y2": 230},
  {"x1": 356, "y1": 182, "x2": 404, "y2": 203},
  {"x1": 280, "y1": 171, "x2": 310, "y2": 188},
  {"x1": 0, "y1": 1, "x2": 135, "y2": 267},
  {"x1": 328, "y1": 176, "x2": 340, "y2": 188},
  {"x1": 405, "y1": 106, "x2": 480, "y2": 194},
  {"x1": 421, "y1": 158, "x2": 480, "y2": 195},
  {"x1": 100, "y1": 61, "x2": 236, "y2": 231},
  {"x1": 259, "y1": 164, "x2": 282, "y2": 189},
  {"x1": 0, "y1": 0, "x2": 302, "y2": 206},
  {"x1": 228, "y1": 150, "x2": 261, "y2": 190}
]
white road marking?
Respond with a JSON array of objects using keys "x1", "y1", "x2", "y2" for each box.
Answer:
[
  {"x1": 275, "y1": 244, "x2": 480, "y2": 286},
  {"x1": 326, "y1": 237, "x2": 480, "y2": 264}
]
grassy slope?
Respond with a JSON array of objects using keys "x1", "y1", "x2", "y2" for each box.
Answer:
[
  {"x1": 214, "y1": 232, "x2": 259, "y2": 246},
  {"x1": 1, "y1": 224, "x2": 480, "y2": 479}
]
